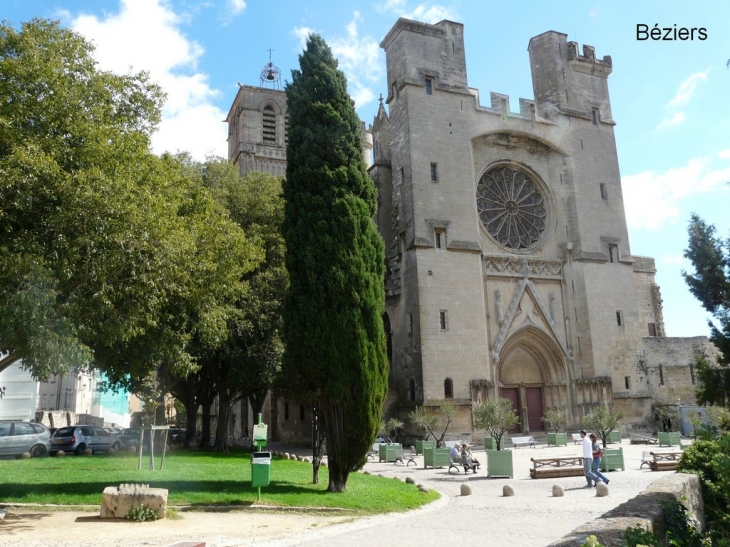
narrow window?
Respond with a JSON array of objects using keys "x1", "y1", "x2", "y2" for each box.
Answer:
[
  {"x1": 577, "y1": 336, "x2": 581, "y2": 353},
  {"x1": 408, "y1": 313, "x2": 413, "y2": 335},
  {"x1": 616, "y1": 311, "x2": 623, "y2": 327},
  {"x1": 392, "y1": 82, "x2": 398, "y2": 100},
  {"x1": 571, "y1": 280, "x2": 575, "y2": 294},
  {"x1": 659, "y1": 364, "x2": 664, "y2": 386},
  {"x1": 284, "y1": 111, "x2": 289, "y2": 144},
  {"x1": 648, "y1": 323, "x2": 657, "y2": 337},
  {"x1": 434, "y1": 228, "x2": 445, "y2": 249},
  {"x1": 284, "y1": 401, "x2": 289, "y2": 420},
  {"x1": 624, "y1": 376, "x2": 631, "y2": 390},
  {"x1": 609, "y1": 244, "x2": 618, "y2": 263},
  {"x1": 439, "y1": 310, "x2": 448, "y2": 330},
  {"x1": 592, "y1": 108, "x2": 599, "y2": 125},
  {"x1": 430, "y1": 162, "x2": 438, "y2": 182},
  {"x1": 690, "y1": 363, "x2": 696, "y2": 385},
  {"x1": 574, "y1": 306, "x2": 578, "y2": 322},
  {"x1": 262, "y1": 105, "x2": 276, "y2": 143},
  {"x1": 600, "y1": 183, "x2": 608, "y2": 200},
  {"x1": 444, "y1": 378, "x2": 453, "y2": 399},
  {"x1": 409, "y1": 379, "x2": 416, "y2": 402},
  {"x1": 300, "y1": 404, "x2": 305, "y2": 421},
  {"x1": 400, "y1": 166, "x2": 405, "y2": 182},
  {"x1": 425, "y1": 77, "x2": 433, "y2": 95}
]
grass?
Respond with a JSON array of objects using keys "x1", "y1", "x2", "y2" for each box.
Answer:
[{"x1": 0, "y1": 449, "x2": 439, "y2": 514}]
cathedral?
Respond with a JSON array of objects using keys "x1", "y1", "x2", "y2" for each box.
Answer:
[{"x1": 226, "y1": 17, "x2": 714, "y2": 442}]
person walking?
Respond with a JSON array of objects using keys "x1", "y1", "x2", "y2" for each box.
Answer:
[
  {"x1": 580, "y1": 430, "x2": 600, "y2": 487},
  {"x1": 590, "y1": 433, "x2": 610, "y2": 485}
]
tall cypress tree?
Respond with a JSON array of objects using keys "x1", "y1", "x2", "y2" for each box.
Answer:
[{"x1": 282, "y1": 34, "x2": 387, "y2": 492}]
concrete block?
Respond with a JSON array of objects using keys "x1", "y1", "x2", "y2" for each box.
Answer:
[{"x1": 100, "y1": 483, "x2": 168, "y2": 519}]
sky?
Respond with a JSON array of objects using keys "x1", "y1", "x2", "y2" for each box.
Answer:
[{"x1": 4, "y1": 0, "x2": 730, "y2": 340}]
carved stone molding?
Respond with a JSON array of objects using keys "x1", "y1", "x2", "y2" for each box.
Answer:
[{"x1": 483, "y1": 254, "x2": 562, "y2": 279}]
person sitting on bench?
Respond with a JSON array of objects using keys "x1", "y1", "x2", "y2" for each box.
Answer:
[{"x1": 461, "y1": 443, "x2": 480, "y2": 472}]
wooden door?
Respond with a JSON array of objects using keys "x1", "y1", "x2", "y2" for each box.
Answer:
[
  {"x1": 500, "y1": 387, "x2": 521, "y2": 433},
  {"x1": 526, "y1": 387, "x2": 544, "y2": 432}
]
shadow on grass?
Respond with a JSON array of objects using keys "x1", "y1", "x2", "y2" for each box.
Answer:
[{"x1": 0, "y1": 479, "x2": 333, "y2": 506}]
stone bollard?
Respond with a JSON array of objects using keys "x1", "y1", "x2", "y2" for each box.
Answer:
[
  {"x1": 108, "y1": 448, "x2": 116, "y2": 455},
  {"x1": 21, "y1": 452, "x2": 31, "y2": 459},
  {"x1": 405, "y1": 476, "x2": 416, "y2": 485},
  {"x1": 128, "y1": 446, "x2": 137, "y2": 454},
  {"x1": 56, "y1": 450, "x2": 66, "y2": 457},
  {"x1": 552, "y1": 484, "x2": 565, "y2": 497},
  {"x1": 283, "y1": 452, "x2": 290, "y2": 459},
  {"x1": 502, "y1": 484, "x2": 515, "y2": 497},
  {"x1": 100, "y1": 484, "x2": 168, "y2": 519},
  {"x1": 418, "y1": 484, "x2": 430, "y2": 493},
  {"x1": 595, "y1": 482, "x2": 609, "y2": 497},
  {"x1": 84, "y1": 448, "x2": 93, "y2": 456},
  {"x1": 460, "y1": 484, "x2": 472, "y2": 496}
]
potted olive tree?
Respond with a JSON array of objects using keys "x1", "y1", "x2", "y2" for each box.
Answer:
[
  {"x1": 473, "y1": 398, "x2": 519, "y2": 478},
  {"x1": 542, "y1": 408, "x2": 567, "y2": 447}
]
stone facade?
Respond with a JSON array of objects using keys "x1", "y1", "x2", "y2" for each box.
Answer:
[
  {"x1": 369, "y1": 18, "x2": 715, "y2": 435},
  {"x1": 226, "y1": 17, "x2": 715, "y2": 443}
]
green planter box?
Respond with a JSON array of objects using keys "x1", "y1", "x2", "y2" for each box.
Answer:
[
  {"x1": 486, "y1": 449, "x2": 513, "y2": 478},
  {"x1": 658, "y1": 432, "x2": 683, "y2": 447},
  {"x1": 607, "y1": 430, "x2": 621, "y2": 444},
  {"x1": 378, "y1": 443, "x2": 403, "y2": 463},
  {"x1": 483, "y1": 437, "x2": 496, "y2": 450},
  {"x1": 599, "y1": 447, "x2": 625, "y2": 472},
  {"x1": 424, "y1": 447, "x2": 451, "y2": 469},
  {"x1": 416, "y1": 440, "x2": 436, "y2": 455},
  {"x1": 547, "y1": 432, "x2": 568, "y2": 447}
]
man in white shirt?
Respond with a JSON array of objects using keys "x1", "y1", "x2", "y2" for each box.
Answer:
[
  {"x1": 580, "y1": 429, "x2": 600, "y2": 487},
  {"x1": 450, "y1": 442, "x2": 461, "y2": 462}
]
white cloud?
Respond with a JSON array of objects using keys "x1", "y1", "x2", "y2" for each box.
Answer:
[
  {"x1": 291, "y1": 26, "x2": 315, "y2": 52},
  {"x1": 622, "y1": 158, "x2": 730, "y2": 231},
  {"x1": 71, "y1": 0, "x2": 226, "y2": 160},
  {"x1": 718, "y1": 149, "x2": 730, "y2": 159},
  {"x1": 656, "y1": 70, "x2": 708, "y2": 130},
  {"x1": 227, "y1": 0, "x2": 246, "y2": 16},
  {"x1": 662, "y1": 254, "x2": 686, "y2": 265},
  {"x1": 375, "y1": 0, "x2": 456, "y2": 24},
  {"x1": 667, "y1": 70, "x2": 708, "y2": 109},
  {"x1": 329, "y1": 12, "x2": 382, "y2": 109}
]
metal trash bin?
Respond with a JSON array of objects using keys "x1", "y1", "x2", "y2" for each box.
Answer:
[{"x1": 251, "y1": 451, "x2": 272, "y2": 487}]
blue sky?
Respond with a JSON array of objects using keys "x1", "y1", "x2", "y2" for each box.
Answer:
[{"x1": 4, "y1": 0, "x2": 730, "y2": 339}]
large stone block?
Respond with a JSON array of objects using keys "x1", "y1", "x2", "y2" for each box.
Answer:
[{"x1": 100, "y1": 483, "x2": 168, "y2": 519}]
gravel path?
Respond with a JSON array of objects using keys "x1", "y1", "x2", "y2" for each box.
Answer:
[{"x1": 0, "y1": 442, "x2": 678, "y2": 547}]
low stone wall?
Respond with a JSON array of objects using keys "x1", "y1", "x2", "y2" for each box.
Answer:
[{"x1": 547, "y1": 472, "x2": 703, "y2": 546}]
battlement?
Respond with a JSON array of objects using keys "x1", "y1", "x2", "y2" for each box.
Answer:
[
  {"x1": 470, "y1": 89, "x2": 554, "y2": 126},
  {"x1": 566, "y1": 41, "x2": 612, "y2": 77}
]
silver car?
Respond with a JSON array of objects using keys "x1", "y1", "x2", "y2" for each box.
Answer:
[
  {"x1": 50, "y1": 425, "x2": 121, "y2": 455},
  {"x1": 0, "y1": 421, "x2": 51, "y2": 458}
]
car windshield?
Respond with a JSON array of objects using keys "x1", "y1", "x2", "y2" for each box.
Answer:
[{"x1": 54, "y1": 427, "x2": 75, "y2": 437}]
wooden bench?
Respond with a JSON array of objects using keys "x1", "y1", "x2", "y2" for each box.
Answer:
[
  {"x1": 530, "y1": 456, "x2": 584, "y2": 479},
  {"x1": 511, "y1": 436, "x2": 536, "y2": 448},
  {"x1": 650, "y1": 451, "x2": 682, "y2": 471},
  {"x1": 571, "y1": 433, "x2": 582, "y2": 445}
]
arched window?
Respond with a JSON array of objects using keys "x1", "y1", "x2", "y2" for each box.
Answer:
[
  {"x1": 262, "y1": 105, "x2": 276, "y2": 143},
  {"x1": 444, "y1": 378, "x2": 453, "y2": 399},
  {"x1": 409, "y1": 379, "x2": 416, "y2": 402}
]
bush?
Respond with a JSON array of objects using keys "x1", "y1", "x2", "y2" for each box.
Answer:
[
  {"x1": 126, "y1": 504, "x2": 159, "y2": 522},
  {"x1": 677, "y1": 432, "x2": 730, "y2": 544}
]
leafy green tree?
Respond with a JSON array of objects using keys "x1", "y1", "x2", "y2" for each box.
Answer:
[
  {"x1": 281, "y1": 34, "x2": 388, "y2": 491},
  {"x1": 541, "y1": 407, "x2": 566, "y2": 433},
  {"x1": 379, "y1": 417, "x2": 403, "y2": 444},
  {"x1": 583, "y1": 405, "x2": 624, "y2": 448},
  {"x1": 408, "y1": 403, "x2": 457, "y2": 447},
  {"x1": 683, "y1": 214, "x2": 730, "y2": 406},
  {"x1": 0, "y1": 20, "x2": 257, "y2": 388},
  {"x1": 473, "y1": 398, "x2": 519, "y2": 450}
]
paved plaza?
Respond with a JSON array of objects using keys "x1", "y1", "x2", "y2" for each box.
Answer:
[{"x1": 0, "y1": 441, "x2": 681, "y2": 547}]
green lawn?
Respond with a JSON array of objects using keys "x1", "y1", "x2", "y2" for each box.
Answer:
[{"x1": 0, "y1": 450, "x2": 438, "y2": 513}]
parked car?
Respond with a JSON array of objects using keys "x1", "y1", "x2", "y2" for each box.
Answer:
[
  {"x1": 117, "y1": 427, "x2": 145, "y2": 449},
  {"x1": 49, "y1": 425, "x2": 121, "y2": 455},
  {"x1": 169, "y1": 428, "x2": 186, "y2": 442},
  {"x1": 0, "y1": 421, "x2": 51, "y2": 458}
]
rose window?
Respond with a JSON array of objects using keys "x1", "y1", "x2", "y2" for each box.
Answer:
[{"x1": 477, "y1": 166, "x2": 547, "y2": 250}]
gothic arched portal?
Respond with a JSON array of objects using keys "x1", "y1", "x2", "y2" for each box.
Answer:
[{"x1": 498, "y1": 326, "x2": 570, "y2": 434}]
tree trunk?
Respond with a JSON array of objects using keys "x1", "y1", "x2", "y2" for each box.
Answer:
[
  {"x1": 311, "y1": 407, "x2": 325, "y2": 484},
  {"x1": 199, "y1": 393, "x2": 214, "y2": 448},
  {"x1": 248, "y1": 389, "x2": 268, "y2": 424},
  {"x1": 214, "y1": 390, "x2": 232, "y2": 453}
]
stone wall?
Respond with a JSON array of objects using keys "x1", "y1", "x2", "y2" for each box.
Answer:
[{"x1": 547, "y1": 473, "x2": 704, "y2": 546}]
